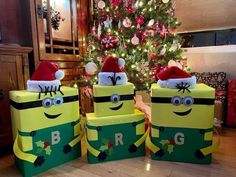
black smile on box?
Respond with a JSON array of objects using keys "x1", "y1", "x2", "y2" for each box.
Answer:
[
  {"x1": 44, "y1": 112, "x2": 62, "y2": 119},
  {"x1": 174, "y1": 108, "x2": 192, "y2": 116},
  {"x1": 109, "y1": 103, "x2": 123, "y2": 111}
]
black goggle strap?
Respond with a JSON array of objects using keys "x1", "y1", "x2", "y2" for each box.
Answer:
[
  {"x1": 93, "y1": 94, "x2": 134, "y2": 103},
  {"x1": 151, "y1": 124, "x2": 213, "y2": 133},
  {"x1": 18, "y1": 118, "x2": 80, "y2": 137},
  {"x1": 151, "y1": 97, "x2": 215, "y2": 105},
  {"x1": 10, "y1": 95, "x2": 78, "y2": 110},
  {"x1": 86, "y1": 118, "x2": 145, "y2": 131}
]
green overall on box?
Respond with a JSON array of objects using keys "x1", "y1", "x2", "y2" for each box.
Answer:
[
  {"x1": 147, "y1": 83, "x2": 216, "y2": 164},
  {"x1": 86, "y1": 109, "x2": 147, "y2": 164},
  {"x1": 10, "y1": 87, "x2": 82, "y2": 177}
]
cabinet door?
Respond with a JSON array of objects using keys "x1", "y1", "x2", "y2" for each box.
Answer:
[
  {"x1": 0, "y1": 55, "x2": 18, "y2": 147},
  {"x1": 34, "y1": 0, "x2": 89, "y2": 61}
]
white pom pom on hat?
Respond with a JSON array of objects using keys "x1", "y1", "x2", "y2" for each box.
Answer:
[
  {"x1": 118, "y1": 58, "x2": 125, "y2": 67},
  {"x1": 55, "y1": 70, "x2": 65, "y2": 80}
]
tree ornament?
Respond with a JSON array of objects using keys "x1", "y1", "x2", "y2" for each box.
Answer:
[
  {"x1": 97, "y1": 24, "x2": 102, "y2": 39},
  {"x1": 92, "y1": 24, "x2": 96, "y2": 36},
  {"x1": 159, "y1": 24, "x2": 168, "y2": 38},
  {"x1": 147, "y1": 19, "x2": 155, "y2": 26},
  {"x1": 135, "y1": 15, "x2": 145, "y2": 25},
  {"x1": 85, "y1": 62, "x2": 98, "y2": 75},
  {"x1": 162, "y1": 0, "x2": 169, "y2": 3},
  {"x1": 131, "y1": 34, "x2": 139, "y2": 45},
  {"x1": 159, "y1": 45, "x2": 166, "y2": 56},
  {"x1": 127, "y1": 7, "x2": 135, "y2": 13},
  {"x1": 170, "y1": 40, "x2": 180, "y2": 52},
  {"x1": 123, "y1": 17, "x2": 132, "y2": 28},
  {"x1": 101, "y1": 35, "x2": 120, "y2": 50},
  {"x1": 118, "y1": 20, "x2": 121, "y2": 28},
  {"x1": 104, "y1": 16, "x2": 112, "y2": 28},
  {"x1": 98, "y1": 0, "x2": 106, "y2": 9},
  {"x1": 110, "y1": 0, "x2": 122, "y2": 7}
]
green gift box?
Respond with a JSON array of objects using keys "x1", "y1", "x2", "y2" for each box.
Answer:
[
  {"x1": 86, "y1": 109, "x2": 147, "y2": 164},
  {"x1": 10, "y1": 87, "x2": 82, "y2": 177},
  {"x1": 147, "y1": 83, "x2": 216, "y2": 164}
]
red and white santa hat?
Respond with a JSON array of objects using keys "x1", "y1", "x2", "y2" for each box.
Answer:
[
  {"x1": 98, "y1": 56, "x2": 127, "y2": 86},
  {"x1": 157, "y1": 66, "x2": 196, "y2": 89},
  {"x1": 27, "y1": 61, "x2": 64, "y2": 92}
]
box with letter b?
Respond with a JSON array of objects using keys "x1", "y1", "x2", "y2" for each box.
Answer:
[{"x1": 10, "y1": 62, "x2": 82, "y2": 177}]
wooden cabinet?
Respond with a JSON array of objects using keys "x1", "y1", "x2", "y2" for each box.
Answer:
[
  {"x1": 0, "y1": 44, "x2": 32, "y2": 149},
  {"x1": 30, "y1": 0, "x2": 90, "y2": 85}
]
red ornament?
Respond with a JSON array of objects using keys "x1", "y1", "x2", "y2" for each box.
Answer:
[
  {"x1": 169, "y1": 139, "x2": 175, "y2": 145},
  {"x1": 110, "y1": 0, "x2": 122, "y2": 7},
  {"x1": 135, "y1": 15, "x2": 145, "y2": 25},
  {"x1": 44, "y1": 141, "x2": 50, "y2": 149},
  {"x1": 108, "y1": 141, "x2": 114, "y2": 148},
  {"x1": 101, "y1": 35, "x2": 120, "y2": 50},
  {"x1": 127, "y1": 7, "x2": 135, "y2": 13}
]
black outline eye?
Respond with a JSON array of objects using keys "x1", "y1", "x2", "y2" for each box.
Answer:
[
  {"x1": 53, "y1": 96, "x2": 63, "y2": 106},
  {"x1": 42, "y1": 98, "x2": 53, "y2": 108},
  {"x1": 183, "y1": 96, "x2": 194, "y2": 106},
  {"x1": 171, "y1": 96, "x2": 182, "y2": 106},
  {"x1": 111, "y1": 94, "x2": 120, "y2": 103}
]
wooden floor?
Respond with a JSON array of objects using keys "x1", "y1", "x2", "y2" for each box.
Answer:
[{"x1": 1, "y1": 128, "x2": 236, "y2": 177}]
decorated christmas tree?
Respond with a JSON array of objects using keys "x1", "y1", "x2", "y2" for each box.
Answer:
[{"x1": 82, "y1": 0, "x2": 183, "y2": 90}]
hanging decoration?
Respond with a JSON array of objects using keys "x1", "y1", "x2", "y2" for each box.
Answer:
[
  {"x1": 131, "y1": 34, "x2": 140, "y2": 45},
  {"x1": 110, "y1": 0, "x2": 123, "y2": 7},
  {"x1": 101, "y1": 35, "x2": 120, "y2": 50},
  {"x1": 98, "y1": 0, "x2": 106, "y2": 9},
  {"x1": 123, "y1": 17, "x2": 132, "y2": 28}
]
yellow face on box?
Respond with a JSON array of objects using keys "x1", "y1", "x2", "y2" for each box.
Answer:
[
  {"x1": 10, "y1": 87, "x2": 79, "y2": 135},
  {"x1": 93, "y1": 83, "x2": 134, "y2": 117},
  {"x1": 151, "y1": 84, "x2": 215, "y2": 129}
]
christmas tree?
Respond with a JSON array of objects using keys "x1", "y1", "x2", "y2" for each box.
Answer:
[{"x1": 83, "y1": 0, "x2": 183, "y2": 90}]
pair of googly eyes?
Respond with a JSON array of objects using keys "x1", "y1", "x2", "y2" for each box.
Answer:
[
  {"x1": 171, "y1": 96, "x2": 194, "y2": 106},
  {"x1": 42, "y1": 96, "x2": 64, "y2": 108},
  {"x1": 111, "y1": 94, "x2": 120, "y2": 103}
]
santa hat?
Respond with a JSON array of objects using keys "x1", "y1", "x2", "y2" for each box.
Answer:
[
  {"x1": 157, "y1": 66, "x2": 196, "y2": 89},
  {"x1": 98, "y1": 56, "x2": 128, "y2": 86},
  {"x1": 27, "y1": 61, "x2": 64, "y2": 92}
]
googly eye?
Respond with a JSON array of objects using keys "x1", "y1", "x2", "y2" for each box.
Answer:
[
  {"x1": 42, "y1": 98, "x2": 53, "y2": 108},
  {"x1": 111, "y1": 94, "x2": 120, "y2": 103},
  {"x1": 53, "y1": 96, "x2": 63, "y2": 106},
  {"x1": 171, "y1": 96, "x2": 182, "y2": 106},
  {"x1": 183, "y1": 96, "x2": 194, "y2": 106}
]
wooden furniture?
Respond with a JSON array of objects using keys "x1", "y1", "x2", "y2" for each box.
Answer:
[
  {"x1": 0, "y1": 44, "x2": 32, "y2": 149},
  {"x1": 30, "y1": 0, "x2": 90, "y2": 85},
  {"x1": 0, "y1": 0, "x2": 32, "y2": 46}
]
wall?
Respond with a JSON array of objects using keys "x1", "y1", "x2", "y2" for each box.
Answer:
[
  {"x1": 175, "y1": 0, "x2": 236, "y2": 33},
  {"x1": 175, "y1": 0, "x2": 236, "y2": 79},
  {"x1": 0, "y1": 0, "x2": 32, "y2": 46},
  {"x1": 184, "y1": 46, "x2": 236, "y2": 79}
]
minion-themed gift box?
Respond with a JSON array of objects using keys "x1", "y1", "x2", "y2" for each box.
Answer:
[
  {"x1": 146, "y1": 66, "x2": 217, "y2": 164},
  {"x1": 86, "y1": 109, "x2": 147, "y2": 163},
  {"x1": 86, "y1": 56, "x2": 147, "y2": 163},
  {"x1": 10, "y1": 62, "x2": 82, "y2": 177}
]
